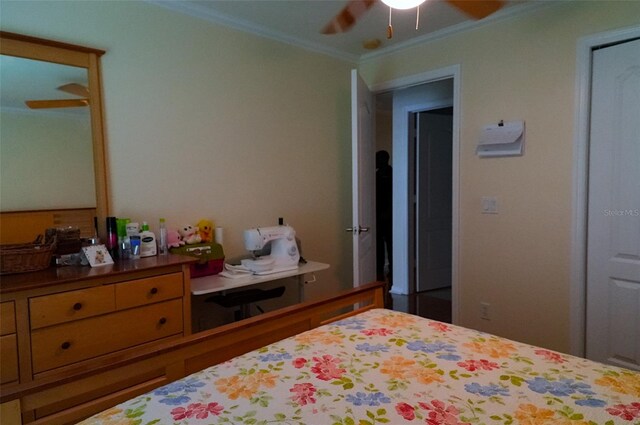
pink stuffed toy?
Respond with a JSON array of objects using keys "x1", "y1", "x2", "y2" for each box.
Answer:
[{"x1": 167, "y1": 229, "x2": 184, "y2": 248}]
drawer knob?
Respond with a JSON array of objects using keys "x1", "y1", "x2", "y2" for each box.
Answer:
[
  {"x1": 61, "y1": 341, "x2": 71, "y2": 350},
  {"x1": 150, "y1": 287, "x2": 158, "y2": 295},
  {"x1": 158, "y1": 317, "x2": 167, "y2": 325},
  {"x1": 73, "y1": 302, "x2": 83, "y2": 311}
]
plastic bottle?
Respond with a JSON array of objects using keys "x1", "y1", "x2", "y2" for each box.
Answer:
[
  {"x1": 158, "y1": 218, "x2": 168, "y2": 255},
  {"x1": 117, "y1": 218, "x2": 131, "y2": 259},
  {"x1": 105, "y1": 217, "x2": 118, "y2": 258},
  {"x1": 139, "y1": 221, "x2": 157, "y2": 257}
]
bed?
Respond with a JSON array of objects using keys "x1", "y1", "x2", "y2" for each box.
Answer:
[
  {"x1": 2, "y1": 282, "x2": 638, "y2": 424},
  {"x1": 81, "y1": 309, "x2": 638, "y2": 424}
]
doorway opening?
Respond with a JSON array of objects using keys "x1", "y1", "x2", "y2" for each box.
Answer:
[{"x1": 374, "y1": 78, "x2": 454, "y2": 323}]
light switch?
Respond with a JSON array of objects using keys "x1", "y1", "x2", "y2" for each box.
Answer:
[{"x1": 481, "y1": 196, "x2": 498, "y2": 214}]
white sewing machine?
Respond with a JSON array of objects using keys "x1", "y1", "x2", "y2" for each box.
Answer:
[{"x1": 240, "y1": 225, "x2": 300, "y2": 275}]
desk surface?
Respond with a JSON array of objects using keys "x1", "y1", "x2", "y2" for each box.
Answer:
[{"x1": 191, "y1": 261, "x2": 329, "y2": 295}]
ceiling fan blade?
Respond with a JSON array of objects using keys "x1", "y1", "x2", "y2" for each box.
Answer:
[
  {"x1": 25, "y1": 99, "x2": 89, "y2": 109},
  {"x1": 446, "y1": 0, "x2": 504, "y2": 19},
  {"x1": 57, "y1": 83, "x2": 90, "y2": 98},
  {"x1": 322, "y1": 0, "x2": 376, "y2": 34}
]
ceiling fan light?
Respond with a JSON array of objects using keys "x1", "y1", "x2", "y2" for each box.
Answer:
[{"x1": 381, "y1": 0, "x2": 426, "y2": 10}]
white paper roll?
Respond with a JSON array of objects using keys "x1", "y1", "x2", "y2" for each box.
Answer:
[{"x1": 214, "y1": 227, "x2": 223, "y2": 245}]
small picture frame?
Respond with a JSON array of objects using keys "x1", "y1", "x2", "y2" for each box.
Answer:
[{"x1": 82, "y1": 244, "x2": 114, "y2": 267}]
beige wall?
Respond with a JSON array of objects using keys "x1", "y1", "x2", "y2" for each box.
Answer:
[
  {"x1": 360, "y1": 1, "x2": 640, "y2": 352},
  {"x1": 0, "y1": 108, "x2": 95, "y2": 211},
  {"x1": 1, "y1": 0, "x2": 355, "y2": 300},
  {"x1": 4, "y1": 0, "x2": 639, "y2": 352}
]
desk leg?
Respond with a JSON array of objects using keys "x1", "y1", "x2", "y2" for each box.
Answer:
[{"x1": 298, "y1": 273, "x2": 317, "y2": 303}]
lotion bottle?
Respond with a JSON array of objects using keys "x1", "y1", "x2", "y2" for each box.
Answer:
[{"x1": 139, "y1": 221, "x2": 157, "y2": 257}]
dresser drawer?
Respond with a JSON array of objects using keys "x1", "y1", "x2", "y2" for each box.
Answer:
[
  {"x1": 1, "y1": 301, "x2": 16, "y2": 335},
  {"x1": 30, "y1": 285, "x2": 115, "y2": 330},
  {"x1": 0, "y1": 333, "x2": 19, "y2": 384},
  {"x1": 115, "y1": 272, "x2": 183, "y2": 310},
  {"x1": 31, "y1": 299, "x2": 183, "y2": 374}
]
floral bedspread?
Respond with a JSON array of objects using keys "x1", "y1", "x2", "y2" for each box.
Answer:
[{"x1": 81, "y1": 309, "x2": 640, "y2": 425}]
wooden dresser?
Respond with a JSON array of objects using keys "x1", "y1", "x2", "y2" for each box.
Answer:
[{"x1": 0, "y1": 255, "x2": 193, "y2": 398}]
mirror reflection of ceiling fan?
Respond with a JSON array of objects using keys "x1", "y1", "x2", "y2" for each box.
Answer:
[
  {"x1": 322, "y1": 0, "x2": 505, "y2": 38},
  {"x1": 25, "y1": 83, "x2": 89, "y2": 109}
]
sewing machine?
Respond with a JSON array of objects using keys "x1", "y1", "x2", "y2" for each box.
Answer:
[{"x1": 241, "y1": 225, "x2": 300, "y2": 275}]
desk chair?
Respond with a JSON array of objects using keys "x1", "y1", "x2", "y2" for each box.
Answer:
[{"x1": 206, "y1": 286, "x2": 285, "y2": 321}]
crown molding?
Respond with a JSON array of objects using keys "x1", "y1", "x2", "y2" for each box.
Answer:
[
  {"x1": 145, "y1": 0, "x2": 553, "y2": 64},
  {"x1": 360, "y1": 0, "x2": 554, "y2": 62},
  {"x1": 145, "y1": 0, "x2": 360, "y2": 63}
]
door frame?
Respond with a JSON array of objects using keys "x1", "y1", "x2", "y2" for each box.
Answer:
[
  {"x1": 370, "y1": 65, "x2": 460, "y2": 324},
  {"x1": 570, "y1": 24, "x2": 640, "y2": 357}
]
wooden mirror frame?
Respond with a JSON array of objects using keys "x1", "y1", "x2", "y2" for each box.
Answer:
[{"x1": 0, "y1": 31, "x2": 110, "y2": 237}]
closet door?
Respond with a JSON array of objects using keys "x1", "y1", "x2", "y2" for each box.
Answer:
[{"x1": 586, "y1": 38, "x2": 640, "y2": 370}]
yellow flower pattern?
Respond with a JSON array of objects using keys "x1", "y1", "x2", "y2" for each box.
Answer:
[
  {"x1": 214, "y1": 370, "x2": 278, "y2": 400},
  {"x1": 463, "y1": 338, "x2": 517, "y2": 358},
  {"x1": 515, "y1": 403, "x2": 557, "y2": 425},
  {"x1": 380, "y1": 355, "x2": 416, "y2": 379},
  {"x1": 294, "y1": 328, "x2": 343, "y2": 345},
  {"x1": 595, "y1": 371, "x2": 640, "y2": 397}
]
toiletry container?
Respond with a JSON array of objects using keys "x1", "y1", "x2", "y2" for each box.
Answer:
[
  {"x1": 106, "y1": 217, "x2": 118, "y2": 258},
  {"x1": 117, "y1": 218, "x2": 131, "y2": 259},
  {"x1": 140, "y1": 221, "x2": 157, "y2": 257},
  {"x1": 158, "y1": 218, "x2": 168, "y2": 255}
]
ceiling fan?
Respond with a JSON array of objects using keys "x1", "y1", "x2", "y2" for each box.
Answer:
[
  {"x1": 25, "y1": 83, "x2": 90, "y2": 109},
  {"x1": 322, "y1": 0, "x2": 505, "y2": 37}
]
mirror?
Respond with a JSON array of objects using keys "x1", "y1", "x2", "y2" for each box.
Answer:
[{"x1": 0, "y1": 31, "x2": 109, "y2": 242}]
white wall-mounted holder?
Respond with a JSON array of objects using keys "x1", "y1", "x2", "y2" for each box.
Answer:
[{"x1": 476, "y1": 120, "x2": 525, "y2": 157}]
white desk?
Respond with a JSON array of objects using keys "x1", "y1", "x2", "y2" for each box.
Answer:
[{"x1": 190, "y1": 261, "x2": 329, "y2": 301}]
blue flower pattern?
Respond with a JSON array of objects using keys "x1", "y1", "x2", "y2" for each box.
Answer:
[
  {"x1": 259, "y1": 352, "x2": 292, "y2": 362},
  {"x1": 406, "y1": 340, "x2": 461, "y2": 361},
  {"x1": 465, "y1": 382, "x2": 510, "y2": 397},
  {"x1": 153, "y1": 377, "x2": 205, "y2": 405},
  {"x1": 575, "y1": 398, "x2": 607, "y2": 407},
  {"x1": 346, "y1": 392, "x2": 391, "y2": 406},
  {"x1": 334, "y1": 317, "x2": 368, "y2": 330},
  {"x1": 356, "y1": 343, "x2": 390, "y2": 353},
  {"x1": 527, "y1": 377, "x2": 595, "y2": 397}
]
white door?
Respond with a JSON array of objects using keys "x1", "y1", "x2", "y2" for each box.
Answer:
[
  {"x1": 350, "y1": 69, "x2": 376, "y2": 287},
  {"x1": 416, "y1": 111, "x2": 453, "y2": 292},
  {"x1": 586, "y1": 38, "x2": 640, "y2": 370}
]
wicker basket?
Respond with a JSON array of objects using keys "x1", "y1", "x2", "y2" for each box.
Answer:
[{"x1": 0, "y1": 241, "x2": 55, "y2": 274}]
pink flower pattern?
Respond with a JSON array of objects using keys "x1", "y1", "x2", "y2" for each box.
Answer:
[
  {"x1": 170, "y1": 402, "x2": 223, "y2": 420},
  {"x1": 290, "y1": 383, "x2": 317, "y2": 406},
  {"x1": 292, "y1": 357, "x2": 307, "y2": 368},
  {"x1": 606, "y1": 402, "x2": 640, "y2": 421},
  {"x1": 534, "y1": 349, "x2": 567, "y2": 364},
  {"x1": 456, "y1": 359, "x2": 500, "y2": 372},
  {"x1": 419, "y1": 400, "x2": 470, "y2": 425},
  {"x1": 310, "y1": 355, "x2": 345, "y2": 381},
  {"x1": 361, "y1": 328, "x2": 394, "y2": 336},
  {"x1": 396, "y1": 402, "x2": 416, "y2": 420},
  {"x1": 428, "y1": 322, "x2": 452, "y2": 332}
]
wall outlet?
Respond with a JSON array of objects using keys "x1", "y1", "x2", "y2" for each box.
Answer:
[
  {"x1": 480, "y1": 302, "x2": 491, "y2": 320},
  {"x1": 481, "y1": 196, "x2": 498, "y2": 214}
]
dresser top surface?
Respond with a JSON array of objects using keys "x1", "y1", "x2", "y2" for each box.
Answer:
[{"x1": 0, "y1": 255, "x2": 195, "y2": 295}]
